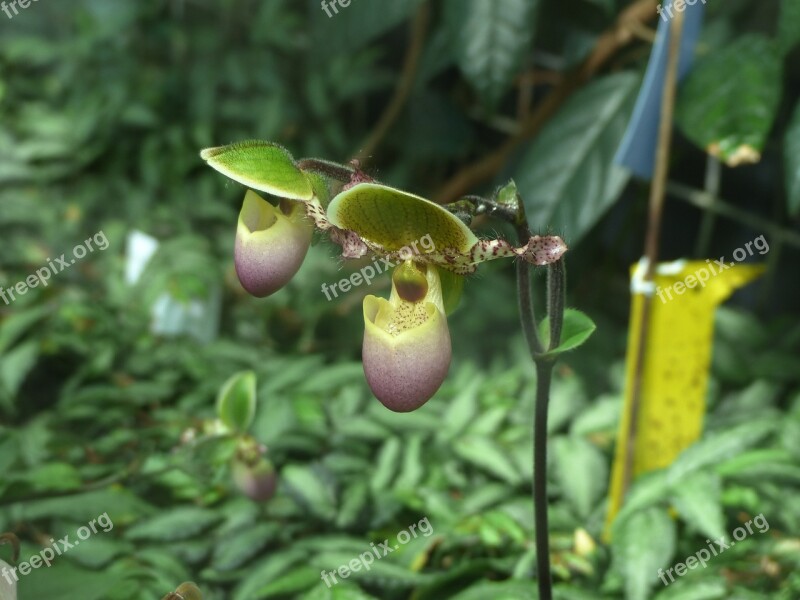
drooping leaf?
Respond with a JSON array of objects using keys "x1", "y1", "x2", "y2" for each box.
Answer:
[
  {"x1": 612, "y1": 507, "x2": 676, "y2": 600},
  {"x1": 126, "y1": 507, "x2": 221, "y2": 542},
  {"x1": 676, "y1": 35, "x2": 782, "y2": 166},
  {"x1": 282, "y1": 464, "x2": 338, "y2": 522},
  {"x1": 453, "y1": 436, "x2": 521, "y2": 485},
  {"x1": 553, "y1": 436, "x2": 608, "y2": 519},
  {"x1": 446, "y1": 0, "x2": 537, "y2": 107},
  {"x1": 670, "y1": 471, "x2": 726, "y2": 540},
  {"x1": 515, "y1": 72, "x2": 639, "y2": 243}
]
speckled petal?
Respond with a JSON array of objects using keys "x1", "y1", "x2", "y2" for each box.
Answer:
[
  {"x1": 362, "y1": 265, "x2": 451, "y2": 412},
  {"x1": 234, "y1": 190, "x2": 312, "y2": 297}
]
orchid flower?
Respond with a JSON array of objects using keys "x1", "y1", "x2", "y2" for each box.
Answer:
[{"x1": 201, "y1": 141, "x2": 568, "y2": 411}]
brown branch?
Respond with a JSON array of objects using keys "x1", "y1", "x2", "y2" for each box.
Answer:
[
  {"x1": 623, "y1": 6, "x2": 686, "y2": 503},
  {"x1": 434, "y1": 0, "x2": 658, "y2": 204},
  {"x1": 354, "y1": 3, "x2": 430, "y2": 162}
]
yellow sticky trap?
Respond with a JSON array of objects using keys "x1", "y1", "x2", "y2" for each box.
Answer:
[{"x1": 604, "y1": 259, "x2": 764, "y2": 539}]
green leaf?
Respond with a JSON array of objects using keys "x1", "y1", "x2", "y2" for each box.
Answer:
[
  {"x1": 450, "y1": 579, "x2": 535, "y2": 599},
  {"x1": 778, "y1": 0, "x2": 800, "y2": 55},
  {"x1": 515, "y1": 72, "x2": 639, "y2": 243},
  {"x1": 446, "y1": 0, "x2": 536, "y2": 107},
  {"x1": 668, "y1": 419, "x2": 777, "y2": 480},
  {"x1": 282, "y1": 464, "x2": 338, "y2": 522},
  {"x1": 670, "y1": 471, "x2": 726, "y2": 540},
  {"x1": 310, "y1": 0, "x2": 425, "y2": 55},
  {"x1": 217, "y1": 370, "x2": 257, "y2": 433},
  {"x1": 784, "y1": 101, "x2": 800, "y2": 217},
  {"x1": 19, "y1": 462, "x2": 82, "y2": 493},
  {"x1": 126, "y1": 507, "x2": 221, "y2": 542},
  {"x1": 212, "y1": 523, "x2": 277, "y2": 570},
  {"x1": 676, "y1": 35, "x2": 782, "y2": 166},
  {"x1": 539, "y1": 309, "x2": 597, "y2": 356},
  {"x1": 200, "y1": 140, "x2": 313, "y2": 200},
  {"x1": 301, "y1": 581, "x2": 380, "y2": 600},
  {"x1": 370, "y1": 436, "x2": 402, "y2": 493},
  {"x1": 651, "y1": 578, "x2": 728, "y2": 600},
  {"x1": 255, "y1": 566, "x2": 320, "y2": 598},
  {"x1": 233, "y1": 548, "x2": 310, "y2": 600},
  {"x1": 453, "y1": 436, "x2": 521, "y2": 485},
  {"x1": 327, "y1": 182, "x2": 478, "y2": 253},
  {"x1": 553, "y1": 436, "x2": 608, "y2": 519},
  {"x1": 612, "y1": 507, "x2": 676, "y2": 600}
]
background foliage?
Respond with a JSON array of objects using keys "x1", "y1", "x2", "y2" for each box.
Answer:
[{"x1": 0, "y1": 0, "x2": 799, "y2": 598}]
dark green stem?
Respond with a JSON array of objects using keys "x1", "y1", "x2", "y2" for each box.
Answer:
[
  {"x1": 533, "y1": 359, "x2": 554, "y2": 600},
  {"x1": 546, "y1": 260, "x2": 566, "y2": 351}
]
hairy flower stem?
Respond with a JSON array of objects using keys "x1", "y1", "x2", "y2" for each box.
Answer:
[
  {"x1": 533, "y1": 359, "x2": 554, "y2": 600},
  {"x1": 512, "y1": 204, "x2": 566, "y2": 600}
]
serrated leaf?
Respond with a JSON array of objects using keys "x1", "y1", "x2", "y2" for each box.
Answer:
[
  {"x1": 515, "y1": 72, "x2": 639, "y2": 243},
  {"x1": 370, "y1": 436, "x2": 402, "y2": 493},
  {"x1": 446, "y1": 0, "x2": 536, "y2": 107},
  {"x1": 282, "y1": 464, "x2": 337, "y2": 522},
  {"x1": 553, "y1": 436, "x2": 608, "y2": 519},
  {"x1": 450, "y1": 579, "x2": 535, "y2": 600},
  {"x1": 612, "y1": 507, "x2": 676, "y2": 600},
  {"x1": 301, "y1": 581, "x2": 380, "y2": 600},
  {"x1": 668, "y1": 419, "x2": 776, "y2": 481},
  {"x1": 784, "y1": 101, "x2": 800, "y2": 216},
  {"x1": 309, "y1": 0, "x2": 424, "y2": 55},
  {"x1": 213, "y1": 523, "x2": 277, "y2": 570},
  {"x1": 670, "y1": 471, "x2": 726, "y2": 540},
  {"x1": 217, "y1": 370, "x2": 257, "y2": 433},
  {"x1": 453, "y1": 436, "x2": 521, "y2": 484},
  {"x1": 200, "y1": 140, "x2": 313, "y2": 200},
  {"x1": 126, "y1": 507, "x2": 221, "y2": 542},
  {"x1": 676, "y1": 35, "x2": 782, "y2": 166},
  {"x1": 255, "y1": 566, "x2": 320, "y2": 598},
  {"x1": 233, "y1": 548, "x2": 310, "y2": 600}
]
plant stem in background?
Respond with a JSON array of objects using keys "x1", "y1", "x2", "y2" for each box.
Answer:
[{"x1": 623, "y1": 8, "x2": 686, "y2": 498}]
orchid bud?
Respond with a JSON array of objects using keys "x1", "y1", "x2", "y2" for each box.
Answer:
[
  {"x1": 362, "y1": 262, "x2": 451, "y2": 412},
  {"x1": 232, "y1": 447, "x2": 276, "y2": 503},
  {"x1": 234, "y1": 190, "x2": 312, "y2": 297}
]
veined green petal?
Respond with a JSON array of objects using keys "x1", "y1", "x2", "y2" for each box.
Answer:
[
  {"x1": 201, "y1": 141, "x2": 314, "y2": 201},
  {"x1": 327, "y1": 183, "x2": 479, "y2": 253}
]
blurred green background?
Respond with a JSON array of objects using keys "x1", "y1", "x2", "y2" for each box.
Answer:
[{"x1": 0, "y1": 0, "x2": 799, "y2": 599}]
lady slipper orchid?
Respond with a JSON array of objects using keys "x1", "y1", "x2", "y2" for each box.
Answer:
[
  {"x1": 200, "y1": 140, "x2": 568, "y2": 410},
  {"x1": 363, "y1": 261, "x2": 451, "y2": 412},
  {"x1": 234, "y1": 190, "x2": 312, "y2": 297}
]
